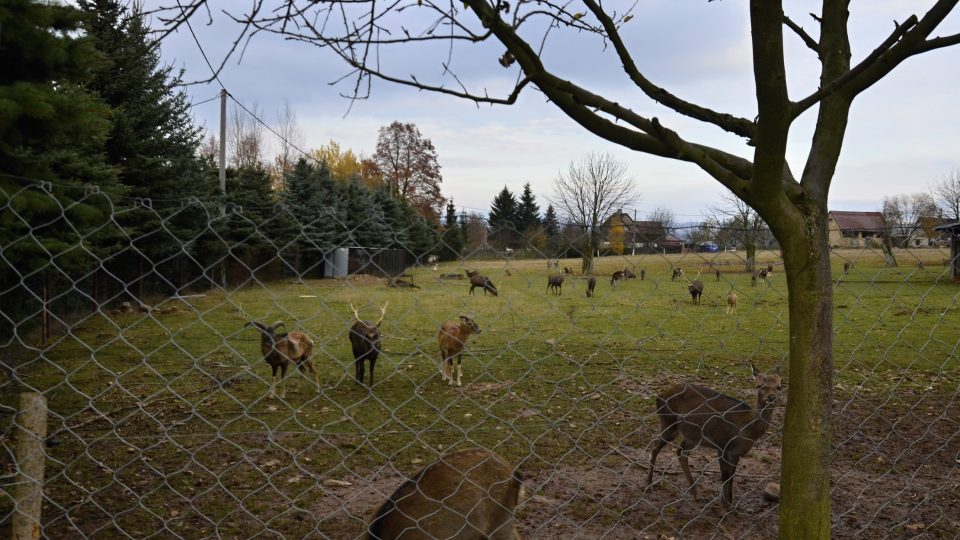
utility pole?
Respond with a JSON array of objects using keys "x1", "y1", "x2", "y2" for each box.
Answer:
[
  {"x1": 632, "y1": 208, "x2": 637, "y2": 256},
  {"x1": 219, "y1": 89, "x2": 227, "y2": 196},
  {"x1": 218, "y1": 89, "x2": 228, "y2": 287}
]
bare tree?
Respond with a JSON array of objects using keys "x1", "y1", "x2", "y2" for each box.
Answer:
[
  {"x1": 646, "y1": 206, "x2": 677, "y2": 252},
  {"x1": 271, "y1": 99, "x2": 303, "y2": 189},
  {"x1": 708, "y1": 192, "x2": 771, "y2": 272},
  {"x1": 552, "y1": 153, "x2": 639, "y2": 273},
  {"x1": 229, "y1": 101, "x2": 264, "y2": 169},
  {"x1": 156, "y1": 2, "x2": 960, "y2": 534},
  {"x1": 932, "y1": 169, "x2": 960, "y2": 221},
  {"x1": 880, "y1": 194, "x2": 939, "y2": 258}
]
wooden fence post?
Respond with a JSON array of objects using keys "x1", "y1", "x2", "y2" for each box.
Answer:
[{"x1": 12, "y1": 392, "x2": 48, "y2": 540}]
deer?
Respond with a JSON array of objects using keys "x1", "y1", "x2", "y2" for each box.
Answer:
[
  {"x1": 715, "y1": 269, "x2": 722, "y2": 281},
  {"x1": 438, "y1": 315, "x2": 482, "y2": 387},
  {"x1": 586, "y1": 275, "x2": 596, "y2": 298},
  {"x1": 682, "y1": 268, "x2": 705, "y2": 305},
  {"x1": 671, "y1": 267, "x2": 684, "y2": 281},
  {"x1": 365, "y1": 448, "x2": 524, "y2": 540},
  {"x1": 646, "y1": 363, "x2": 783, "y2": 509},
  {"x1": 467, "y1": 271, "x2": 498, "y2": 296},
  {"x1": 640, "y1": 269, "x2": 646, "y2": 281},
  {"x1": 546, "y1": 274, "x2": 564, "y2": 295},
  {"x1": 349, "y1": 303, "x2": 388, "y2": 387},
  {"x1": 727, "y1": 290, "x2": 738, "y2": 314},
  {"x1": 245, "y1": 320, "x2": 318, "y2": 399},
  {"x1": 610, "y1": 270, "x2": 625, "y2": 286}
]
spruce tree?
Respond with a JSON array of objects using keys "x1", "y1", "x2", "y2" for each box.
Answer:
[
  {"x1": 441, "y1": 199, "x2": 464, "y2": 261},
  {"x1": 516, "y1": 182, "x2": 541, "y2": 234},
  {"x1": 0, "y1": 0, "x2": 122, "y2": 336},
  {"x1": 488, "y1": 186, "x2": 518, "y2": 248},
  {"x1": 543, "y1": 204, "x2": 561, "y2": 255},
  {"x1": 341, "y1": 178, "x2": 389, "y2": 248}
]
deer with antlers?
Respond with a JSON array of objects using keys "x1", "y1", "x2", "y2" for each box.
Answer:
[{"x1": 349, "y1": 303, "x2": 388, "y2": 387}]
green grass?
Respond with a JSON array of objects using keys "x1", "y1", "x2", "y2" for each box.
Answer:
[{"x1": 1, "y1": 248, "x2": 957, "y2": 537}]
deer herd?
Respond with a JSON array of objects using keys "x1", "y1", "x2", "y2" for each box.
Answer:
[{"x1": 244, "y1": 260, "x2": 785, "y2": 537}]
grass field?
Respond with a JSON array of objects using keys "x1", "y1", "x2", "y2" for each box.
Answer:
[{"x1": 1, "y1": 248, "x2": 958, "y2": 538}]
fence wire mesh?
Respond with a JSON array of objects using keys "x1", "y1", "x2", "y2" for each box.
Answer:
[{"x1": 1, "y1": 178, "x2": 959, "y2": 539}]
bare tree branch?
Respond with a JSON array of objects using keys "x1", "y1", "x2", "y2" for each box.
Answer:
[
  {"x1": 783, "y1": 14, "x2": 821, "y2": 55},
  {"x1": 582, "y1": 0, "x2": 756, "y2": 141}
]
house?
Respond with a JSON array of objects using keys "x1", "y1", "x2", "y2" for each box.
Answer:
[
  {"x1": 827, "y1": 211, "x2": 884, "y2": 248},
  {"x1": 602, "y1": 210, "x2": 683, "y2": 253},
  {"x1": 933, "y1": 221, "x2": 960, "y2": 280},
  {"x1": 912, "y1": 216, "x2": 950, "y2": 248}
]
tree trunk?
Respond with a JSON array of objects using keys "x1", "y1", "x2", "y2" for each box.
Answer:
[
  {"x1": 745, "y1": 239, "x2": 757, "y2": 273},
  {"x1": 778, "y1": 211, "x2": 833, "y2": 539},
  {"x1": 881, "y1": 235, "x2": 898, "y2": 267}
]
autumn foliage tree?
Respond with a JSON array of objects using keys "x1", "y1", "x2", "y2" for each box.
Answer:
[{"x1": 372, "y1": 121, "x2": 444, "y2": 222}]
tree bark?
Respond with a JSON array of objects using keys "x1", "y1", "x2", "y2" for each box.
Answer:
[
  {"x1": 745, "y1": 239, "x2": 757, "y2": 273},
  {"x1": 778, "y1": 210, "x2": 833, "y2": 539}
]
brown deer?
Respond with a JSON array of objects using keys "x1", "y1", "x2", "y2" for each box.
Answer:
[
  {"x1": 646, "y1": 364, "x2": 783, "y2": 508},
  {"x1": 438, "y1": 315, "x2": 482, "y2": 387},
  {"x1": 586, "y1": 275, "x2": 596, "y2": 298},
  {"x1": 365, "y1": 448, "x2": 524, "y2": 540},
  {"x1": 726, "y1": 291, "x2": 738, "y2": 314},
  {"x1": 546, "y1": 274, "x2": 564, "y2": 295},
  {"x1": 610, "y1": 270, "x2": 625, "y2": 286},
  {"x1": 349, "y1": 303, "x2": 388, "y2": 387},
  {"x1": 246, "y1": 320, "x2": 318, "y2": 398},
  {"x1": 468, "y1": 272, "x2": 498, "y2": 296}
]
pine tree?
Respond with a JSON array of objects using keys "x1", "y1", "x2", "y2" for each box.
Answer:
[
  {"x1": 441, "y1": 199, "x2": 464, "y2": 261},
  {"x1": 341, "y1": 179, "x2": 389, "y2": 248},
  {"x1": 516, "y1": 182, "x2": 541, "y2": 234},
  {"x1": 282, "y1": 159, "x2": 343, "y2": 274},
  {"x1": 488, "y1": 186, "x2": 518, "y2": 248},
  {"x1": 80, "y1": 1, "x2": 204, "y2": 201},
  {"x1": 0, "y1": 0, "x2": 122, "y2": 337},
  {"x1": 543, "y1": 204, "x2": 561, "y2": 255},
  {"x1": 373, "y1": 188, "x2": 411, "y2": 250}
]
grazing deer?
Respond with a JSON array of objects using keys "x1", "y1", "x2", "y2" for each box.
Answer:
[
  {"x1": 843, "y1": 261, "x2": 852, "y2": 274},
  {"x1": 349, "y1": 303, "x2": 388, "y2": 387},
  {"x1": 246, "y1": 320, "x2": 318, "y2": 398},
  {"x1": 586, "y1": 275, "x2": 596, "y2": 298},
  {"x1": 671, "y1": 267, "x2": 684, "y2": 281},
  {"x1": 365, "y1": 448, "x2": 524, "y2": 540},
  {"x1": 715, "y1": 269, "x2": 721, "y2": 281},
  {"x1": 640, "y1": 269, "x2": 646, "y2": 281},
  {"x1": 611, "y1": 270, "x2": 625, "y2": 287},
  {"x1": 624, "y1": 268, "x2": 637, "y2": 279},
  {"x1": 726, "y1": 291, "x2": 738, "y2": 314},
  {"x1": 467, "y1": 271, "x2": 498, "y2": 296},
  {"x1": 647, "y1": 364, "x2": 783, "y2": 509},
  {"x1": 438, "y1": 315, "x2": 482, "y2": 387},
  {"x1": 547, "y1": 274, "x2": 564, "y2": 295}
]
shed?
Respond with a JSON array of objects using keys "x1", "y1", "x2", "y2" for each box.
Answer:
[{"x1": 933, "y1": 221, "x2": 960, "y2": 281}]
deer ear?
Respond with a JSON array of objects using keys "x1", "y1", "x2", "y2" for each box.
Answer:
[{"x1": 772, "y1": 366, "x2": 781, "y2": 375}]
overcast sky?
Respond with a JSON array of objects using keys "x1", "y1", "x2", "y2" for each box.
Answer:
[{"x1": 148, "y1": 1, "x2": 960, "y2": 222}]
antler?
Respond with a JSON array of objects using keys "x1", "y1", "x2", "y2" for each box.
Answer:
[
  {"x1": 376, "y1": 302, "x2": 388, "y2": 327},
  {"x1": 350, "y1": 304, "x2": 362, "y2": 323}
]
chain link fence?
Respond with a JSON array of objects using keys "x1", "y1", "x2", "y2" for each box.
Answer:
[{"x1": 1, "y1": 178, "x2": 958, "y2": 538}]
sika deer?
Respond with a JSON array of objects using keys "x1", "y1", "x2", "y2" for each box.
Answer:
[
  {"x1": 610, "y1": 270, "x2": 625, "y2": 287},
  {"x1": 365, "y1": 448, "x2": 524, "y2": 540},
  {"x1": 246, "y1": 320, "x2": 318, "y2": 398},
  {"x1": 647, "y1": 364, "x2": 783, "y2": 508},
  {"x1": 546, "y1": 274, "x2": 564, "y2": 295},
  {"x1": 586, "y1": 275, "x2": 597, "y2": 298},
  {"x1": 349, "y1": 303, "x2": 388, "y2": 387},
  {"x1": 688, "y1": 280, "x2": 704, "y2": 305},
  {"x1": 438, "y1": 315, "x2": 482, "y2": 387}
]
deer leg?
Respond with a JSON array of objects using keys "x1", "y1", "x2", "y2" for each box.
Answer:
[
  {"x1": 719, "y1": 455, "x2": 738, "y2": 509},
  {"x1": 456, "y1": 354, "x2": 462, "y2": 387},
  {"x1": 279, "y1": 364, "x2": 288, "y2": 399},
  {"x1": 369, "y1": 358, "x2": 376, "y2": 387},
  {"x1": 447, "y1": 357, "x2": 455, "y2": 385},
  {"x1": 357, "y1": 357, "x2": 364, "y2": 385},
  {"x1": 270, "y1": 365, "x2": 279, "y2": 398},
  {"x1": 647, "y1": 434, "x2": 671, "y2": 486},
  {"x1": 677, "y1": 441, "x2": 697, "y2": 499}
]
